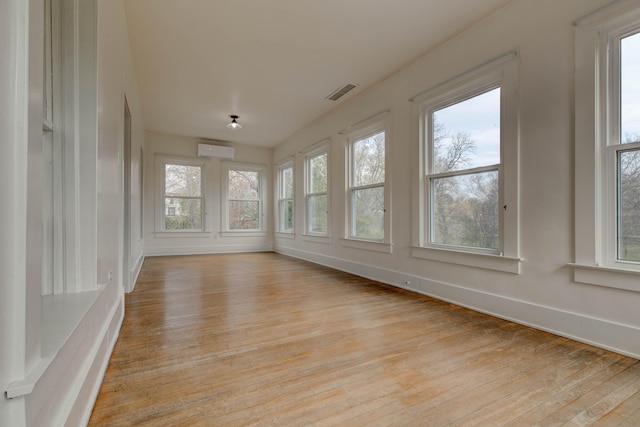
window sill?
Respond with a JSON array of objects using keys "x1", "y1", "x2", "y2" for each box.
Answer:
[
  {"x1": 301, "y1": 234, "x2": 331, "y2": 244},
  {"x1": 568, "y1": 263, "x2": 640, "y2": 292},
  {"x1": 219, "y1": 231, "x2": 267, "y2": 238},
  {"x1": 154, "y1": 231, "x2": 211, "y2": 238},
  {"x1": 6, "y1": 285, "x2": 105, "y2": 399},
  {"x1": 341, "y1": 238, "x2": 393, "y2": 253},
  {"x1": 275, "y1": 231, "x2": 295, "y2": 240},
  {"x1": 411, "y1": 246, "x2": 522, "y2": 274}
]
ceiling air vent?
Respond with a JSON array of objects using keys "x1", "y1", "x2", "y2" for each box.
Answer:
[{"x1": 325, "y1": 83, "x2": 358, "y2": 101}]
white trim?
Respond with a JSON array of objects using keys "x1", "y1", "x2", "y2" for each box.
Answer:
[
  {"x1": 340, "y1": 238, "x2": 393, "y2": 254},
  {"x1": 275, "y1": 247, "x2": 640, "y2": 359},
  {"x1": 411, "y1": 246, "x2": 522, "y2": 274},
  {"x1": 300, "y1": 234, "x2": 332, "y2": 244},
  {"x1": 569, "y1": 263, "x2": 640, "y2": 292},
  {"x1": 275, "y1": 231, "x2": 296, "y2": 239},
  {"x1": 154, "y1": 231, "x2": 212, "y2": 238},
  {"x1": 144, "y1": 245, "x2": 273, "y2": 257}
]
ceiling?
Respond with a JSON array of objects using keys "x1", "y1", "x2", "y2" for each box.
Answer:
[{"x1": 124, "y1": 0, "x2": 513, "y2": 148}]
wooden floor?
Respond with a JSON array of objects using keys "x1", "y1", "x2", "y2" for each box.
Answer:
[{"x1": 89, "y1": 253, "x2": 640, "y2": 426}]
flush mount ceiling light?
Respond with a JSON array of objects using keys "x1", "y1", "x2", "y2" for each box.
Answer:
[{"x1": 226, "y1": 115, "x2": 242, "y2": 129}]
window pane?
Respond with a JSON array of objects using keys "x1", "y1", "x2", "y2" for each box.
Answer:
[
  {"x1": 280, "y1": 199, "x2": 293, "y2": 231},
  {"x1": 352, "y1": 186, "x2": 384, "y2": 240},
  {"x1": 353, "y1": 132, "x2": 385, "y2": 186},
  {"x1": 282, "y1": 166, "x2": 293, "y2": 198},
  {"x1": 228, "y1": 200, "x2": 259, "y2": 230},
  {"x1": 310, "y1": 153, "x2": 327, "y2": 193},
  {"x1": 431, "y1": 170, "x2": 498, "y2": 250},
  {"x1": 433, "y1": 88, "x2": 500, "y2": 173},
  {"x1": 164, "y1": 197, "x2": 202, "y2": 230},
  {"x1": 621, "y1": 32, "x2": 640, "y2": 144},
  {"x1": 618, "y1": 149, "x2": 640, "y2": 262},
  {"x1": 165, "y1": 164, "x2": 201, "y2": 197},
  {"x1": 229, "y1": 170, "x2": 259, "y2": 200},
  {"x1": 308, "y1": 194, "x2": 327, "y2": 233}
]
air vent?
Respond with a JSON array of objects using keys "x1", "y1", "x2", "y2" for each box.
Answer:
[{"x1": 325, "y1": 83, "x2": 358, "y2": 101}]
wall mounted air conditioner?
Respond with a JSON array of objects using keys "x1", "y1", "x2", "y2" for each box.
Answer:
[{"x1": 197, "y1": 143, "x2": 235, "y2": 159}]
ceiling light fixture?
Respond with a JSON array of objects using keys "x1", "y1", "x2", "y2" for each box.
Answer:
[{"x1": 227, "y1": 115, "x2": 242, "y2": 129}]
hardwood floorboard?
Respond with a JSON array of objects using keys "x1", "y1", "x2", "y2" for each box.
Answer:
[{"x1": 89, "y1": 253, "x2": 640, "y2": 426}]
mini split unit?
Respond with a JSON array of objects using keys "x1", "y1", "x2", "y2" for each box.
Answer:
[{"x1": 197, "y1": 143, "x2": 235, "y2": 159}]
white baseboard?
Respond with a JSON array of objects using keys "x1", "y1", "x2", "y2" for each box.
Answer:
[
  {"x1": 64, "y1": 295, "x2": 124, "y2": 427},
  {"x1": 129, "y1": 252, "x2": 145, "y2": 292},
  {"x1": 275, "y1": 246, "x2": 640, "y2": 359},
  {"x1": 145, "y1": 244, "x2": 273, "y2": 257}
]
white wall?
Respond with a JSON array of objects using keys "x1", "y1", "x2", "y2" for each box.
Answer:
[
  {"x1": 144, "y1": 131, "x2": 273, "y2": 256},
  {"x1": 274, "y1": 0, "x2": 640, "y2": 358},
  {"x1": 0, "y1": 0, "x2": 145, "y2": 425}
]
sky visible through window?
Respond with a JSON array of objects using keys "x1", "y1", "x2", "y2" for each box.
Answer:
[
  {"x1": 622, "y1": 31, "x2": 640, "y2": 141},
  {"x1": 433, "y1": 88, "x2": 500, "y2": 169}
]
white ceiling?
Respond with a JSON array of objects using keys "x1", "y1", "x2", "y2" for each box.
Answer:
[{"x1": 124, "y1": 0, "x2": 513, "y2": 148}]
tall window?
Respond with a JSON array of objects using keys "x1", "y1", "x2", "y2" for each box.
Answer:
[
  {"x1": 427, "y1": 88, "x2": 500, "y2": 251},
  {"x1": 349, "y1": 131, "x2": 385, "y2": 240},
  {"x1": 305, "y1": 147, "x2": 329, "y2": 235},
  {"x1": 573, "y1": 2, "x2": 640, "y2": 290},
  {"x1": 277, "y1": 161, "x2": 294, "y2": 233},
  {"x1": 223, "y1": 163, "x2": 265, "y2": 231},
  {"x1": 156, "y1": 156, "x2": 206, "y2": 232},
  {"x1": 412, "y1": 53, "x2": 519, "y2": 273}
]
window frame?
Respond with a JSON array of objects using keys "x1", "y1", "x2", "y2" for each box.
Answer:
[
  {"x1": 573, "y1": 1, "x2": 640, "y2": 291},
  {"x1": 303, "y1": 141, "x2": 330, "y2": 239},
  {"x1": 221, "y1": 161, "x2": 267, "y2": 235},
  {"x1": 276, "y1": 158, "x2": 295, "y2": 234},
  {"x1": 410, "y1": 51, "x2": 521, "y2": 273},
  {"x1": 155, "y1": 155, "x2": 208, "y2": 235},
  {"x1": 341, "y1": 111, "x2": 392, "y2": 253}
]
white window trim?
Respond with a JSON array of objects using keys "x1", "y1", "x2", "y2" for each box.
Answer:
[
  {"x1": 155, "y1": 154, "x2": 209, "y2": 235},
  {"x1": 302, "y1": 139, "x2": 331, "y2": 238},
  {"x1": 275, "y1": 157, "x2": 295, "y2": 235},
  {"x1": 410, "y1": 50, "x2": 521, "y2": 274},
  {"x1": 572, "y1": 0, "x2": 640, "y2": 290},
  {"x1": 340, "y1": 109, "x2": 392, "y2": 250},
  {"x1": 221, "y1": 161, "x2": 268, "y2": 235}
]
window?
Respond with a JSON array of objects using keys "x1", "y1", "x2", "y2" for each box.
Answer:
[
  {"x1": 341, "y1": 110, "x2": 392, "y2": 251},
  {"x1": 428, "y1": 88, "x2": 500, "y2": 251},
  {"x1": 349, "y1": 131, "x2": 385, "y2": 240},
  {"x1": 411, "y1": 52, "x2": 520, "y2": 273},
  {"x1": 223, "y1": 162, "x2": 266, "y2": 232},
  {"x1": 304, "y1": 145, "x2": 329, "y2": 236},
  {"x1": 42, "y1": 0, "x2": 98, "y2": 294},
  {"x1": 574, "y1": 2, "x2": 640, "y2": 290},
  {"x1": 277, "y1": 160, "x2": 294, "y2": 233},
  {"x1": 156, "y1": 156, "x2": 206, "y2": 232}
]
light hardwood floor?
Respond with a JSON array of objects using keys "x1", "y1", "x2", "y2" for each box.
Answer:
[{"x1": 89, "y1": 253, "x2": 640, "y2": 426}]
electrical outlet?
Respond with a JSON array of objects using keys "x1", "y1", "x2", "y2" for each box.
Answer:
[{"x1": 108, "y1": 270, "x2": 113, "y2": 283}]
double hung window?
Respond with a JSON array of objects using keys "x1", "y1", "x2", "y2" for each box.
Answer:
[
  {"x1": 412, "y1": 53, "x2": 520, "y2": 273},
  {"x1": 277, "y1": 161, "x2": 294, "y2": 233},
  {"x1": 348, "y1": 131, "x2": 386, "y2": 240},
  {"x1": 223, "y1": 163, "x2": 266, "y2": 232},
  {"x1": 573, "y1": 2, "x2": 640, "y2": 290},
  {"x1": 157, "y1": 157, "x2": 206, "y2": 232},
  {"x1": 305, "y1": 147, "x2": 329, "y2": 236}
]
